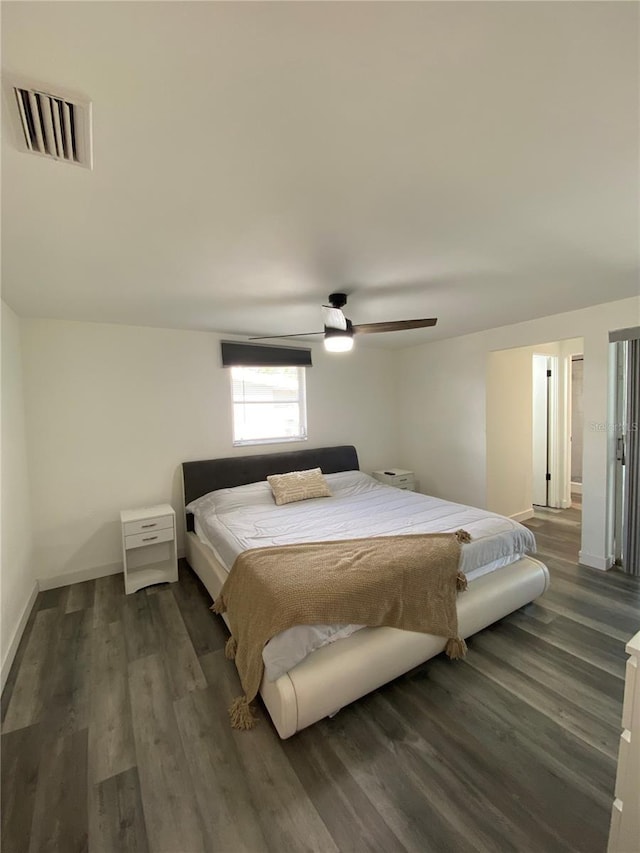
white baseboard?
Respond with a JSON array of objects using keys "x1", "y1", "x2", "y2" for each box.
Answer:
[
  {"x1": 1, "y1": 581, "x2": 39, "y2": 692},
  {"x1": 38, "y1": 560, "x2": 123, "y2": 591},
  {"x1": 579, "y1": 551, "x2": 614, "y2": 572},
  {"x1": 510, "y1": 508, "x2": 535, "y2": 523},
  {"x1": 37, "y1": 549, "x2": 185, "y2": 592},
  {"x1": 570, "y1": 482, "x2": 583, "y2": 495}
]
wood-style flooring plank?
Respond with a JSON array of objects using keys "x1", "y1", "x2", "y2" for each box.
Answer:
[
  {"x1": 1, "y1": 723, "x2": 41, "y2": 853},
  {"x1": 397, "y1": 661, "x2": 610, "y2": 851},
  {"x1": 293, "y1": 709, "x2": 479, "y2": 853},
  {"x1": 200, "y1": 651, "x2": 339, "y2": 853},
  {"x1": 128, "y1": 654, "x2": 207, "y2": 853},
  {"x1": 28, "y1": 728, "x2": 89, "y2": 853},
  {"x1": 45, "y1": 609, "x2": 94, "y2": 742},
  {"x1": 546, "y1": 557, "x2": 640, "y2": 597},
  {"x1": 88, "y1": 620, "x2": 136, "y2": 784},
  {"x1": 93, "y1": 574, "x2": 123, "y2": 628},
  {"x1": 174, "y1": 674, "x2": 270, "y2": 853},
  {"x1": 170, "y1": 559, "x2": 228, "y2": 656},
  {"x1": 281, "y1": 721, "x2": 406, "y2": 853},
  {"x1": 504, "y1": 610, "x2": 628, "y2": 678},
  {"x1": 354, "y1": 688, "x2": 551, "y2": 853},
  {"x1": 544, "y1": 573, "x2": 640, "y2": 624},
  {"x1": 35, "y1": 586, "x2": 69, "y2": 612},
  {"x1": 146, "y1": 589, "x2": 207, "y2": 699},
  {"x1": 122, "y1": 592, "x2": 160, "y2": 662},
  {"x1": 1, "y1": 594, "x2": 40, "y2": 724},
  {"x1": 463, "y1": 642, "x2": 620, "y2": 759},
  {"x1": 475, "y1": 621, "x2": 624, "y2": 721},
  {"x1": 518, "y1": 600, "x2": 557, "y2": 624},
  {"x1": 422, "y1": 655, "x2": 616, "y2": 811},
  {"x1": 65, "y1": 580, "x2": 96, "y2": 614},
  {"x1": 2, "y1": 608, "x2": 61, "y2": 734},
  {"x1": 89, "y1": 767, "x2": 149, "y2": 853},
  {"x1": 540, "y1": 587, "x2": 639, "y2": 642}
]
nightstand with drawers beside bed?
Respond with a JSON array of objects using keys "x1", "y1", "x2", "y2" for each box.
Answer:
[
  {"x1": 120, "y1": 504, "x2": 178, "y2": 594},
  {"x1": 372, "y1": 469, "x2": 416, "y2": 491}
]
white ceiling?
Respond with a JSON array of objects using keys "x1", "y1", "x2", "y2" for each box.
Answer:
[{"x1": 2, "y1": 1, "x2": 638, "y2": 348}]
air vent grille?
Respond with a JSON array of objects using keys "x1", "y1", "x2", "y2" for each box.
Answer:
[{"x1": 5, "y1": 77, "x2": 92, "y2": 169}]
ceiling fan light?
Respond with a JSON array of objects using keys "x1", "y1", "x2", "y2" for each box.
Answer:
[{"x1": 324, "y1": 330, "x2": 354, "y2": 352}]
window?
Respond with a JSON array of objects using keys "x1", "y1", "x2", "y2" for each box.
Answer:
[{"x1": 231, "y1": 365, "x2": 307, "y2": 446}]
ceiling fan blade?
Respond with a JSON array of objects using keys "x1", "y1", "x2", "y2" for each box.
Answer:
[
  {"x1": 321, "y1": 306, "x2": 347, "y2": 331},
  {"x1": 352, "y1": 318, "x2": 438, "y2": 335},
  {"x1": 248, "y1": 331, "x2": 324, "y2": 340}
]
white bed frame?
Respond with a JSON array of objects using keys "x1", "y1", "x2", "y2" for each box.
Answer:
[{"x1": 183, "y1": 445, "x2": 550, "y2": 738}]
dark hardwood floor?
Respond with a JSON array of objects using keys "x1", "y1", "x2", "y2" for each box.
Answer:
[{"x1": 2, "y1": 499, "x2": 639, "y2": 853}]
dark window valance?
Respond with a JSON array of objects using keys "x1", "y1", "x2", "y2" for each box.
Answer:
[
  {"x1": 609, "y1": 327, "x2": 640, "y2": 343},
  {"x1": 221, "y1": 341, "x2": 312, "y2": 367}
]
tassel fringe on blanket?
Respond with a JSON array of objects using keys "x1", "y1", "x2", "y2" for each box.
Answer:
[
  {"x1": 228, "y1": 696, "x2": 258, "y2": 730},
  {"x1": 445, "y1": 636, "x2": 468, "y2": 659},
  {"x1": 224, "y1": 635, "x2": 237, "y2": 660}
]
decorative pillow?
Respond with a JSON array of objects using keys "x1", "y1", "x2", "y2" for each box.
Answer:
[{"x1": 267, "y1": 468, "x2": 332, "y2": 506}]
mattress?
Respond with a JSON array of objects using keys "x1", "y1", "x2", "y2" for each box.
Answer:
[{"x1": 187, "y1": 471, "x2": 537, "y2": 680}]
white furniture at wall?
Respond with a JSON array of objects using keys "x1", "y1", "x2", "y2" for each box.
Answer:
[
  {"x1": 608, "y1": 629, "x2": 640, "y2": 853},
  {"x1": 120, "y1": 504, "x2": 178, "y2": 594},
  {"x1": 372, "y1": 468, "x2": 416, "y2": 491}
]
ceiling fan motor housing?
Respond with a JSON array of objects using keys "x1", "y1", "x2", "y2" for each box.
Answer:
[{"x1": 328, "y1": 292, "x2": 348, "y2": 309}]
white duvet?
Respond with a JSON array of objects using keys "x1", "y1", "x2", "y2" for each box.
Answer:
[{"x1": 188, "y1": 471, "x2": 536, "y2": 681}]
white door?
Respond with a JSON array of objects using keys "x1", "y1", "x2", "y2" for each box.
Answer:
[{"x1": 532, "y1": 355, "x2": 550, "y2": 506}]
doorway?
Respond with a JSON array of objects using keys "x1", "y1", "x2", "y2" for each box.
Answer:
[{"x1": 486, "y1": 337, "x2": 583, "y2": 520}]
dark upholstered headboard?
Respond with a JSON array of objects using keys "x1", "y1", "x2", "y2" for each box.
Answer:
[{"x1": 182, "y1": 445, "x2": 359, "y2": 531}]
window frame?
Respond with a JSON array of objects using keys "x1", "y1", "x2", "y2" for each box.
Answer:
[{"x1": 230, "y1": 364, "x2": 308, "y2": 447}]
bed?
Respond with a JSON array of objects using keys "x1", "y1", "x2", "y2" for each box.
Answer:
[{"x1": 182, "y1": 444, "x2": 550, "y2": 738}]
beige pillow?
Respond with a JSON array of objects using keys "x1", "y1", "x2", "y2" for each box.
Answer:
[{"x1": 267, "y1": 468, "x2": 332, "y2": 506}]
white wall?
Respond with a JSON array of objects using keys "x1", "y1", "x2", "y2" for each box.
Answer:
[
  {"x1": 1, "y1": 302, "x2": 36, "y2": 685},
  {"x1": 21, "y1": 319, "x2": 399, "y2": 586},
  {"x1": 486, "y1": 337, "x2": 583, "y2": 519},
  {"x1": 486, "y1": 346, "x2": 535, "y2": 518},
  {"x1": 397, "y1": 297, "x2": 640, "y2": 570}
]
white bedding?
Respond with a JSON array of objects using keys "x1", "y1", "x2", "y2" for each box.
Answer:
[{"x1": 188, "y1": 471, "x2": 536, "y2": 681}]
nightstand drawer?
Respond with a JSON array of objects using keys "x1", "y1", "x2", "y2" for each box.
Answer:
[
  {"x1": 123, "y1": 514, "x2": 174, "y2": 537},
  {"x1": 393, "y1": 475, "x2": 414, "y2": 487},
  {"x1": 614, "y1": 730, "x2": 631, "y2": 800},
  {"x1": 125, "y1": 525, "x2": 174, "y2": 550}
]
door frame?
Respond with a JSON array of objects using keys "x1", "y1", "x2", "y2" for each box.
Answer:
[
  {"x1": 547, "y1": 355, "x2": 561, "y2": 508},
  {"x1": 564, "y1": 352, "x2": 583, "y2": 508}
]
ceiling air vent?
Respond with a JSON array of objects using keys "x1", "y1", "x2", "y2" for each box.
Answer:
[{"x1": 4, "y1": 76, "x2": 93, "y2": 169}]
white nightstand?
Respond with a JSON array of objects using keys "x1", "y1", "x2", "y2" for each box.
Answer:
[
  {"x1": 120, "y1": 504, "x2": 178, "y2": 594},
  {"x1": 372, "y1": 469, "x2": 416, "y2": 491}
]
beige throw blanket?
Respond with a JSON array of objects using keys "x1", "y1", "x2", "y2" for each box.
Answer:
[{"x1": 213, "y1": 530, "x2": 470, "y2": 729}]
